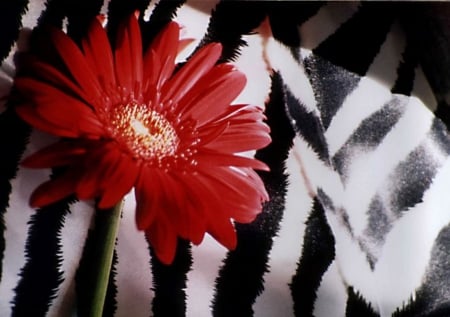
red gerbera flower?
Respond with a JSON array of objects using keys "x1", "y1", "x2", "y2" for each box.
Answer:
[{"x1": 14, "y1": 14, "x2": 271, "y2": 264}]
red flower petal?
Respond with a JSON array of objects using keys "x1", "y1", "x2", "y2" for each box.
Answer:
[
  {"x1": 142, "y1": 49, "x2": 160, "y2": 97},
  {"x1": 179, "y1": 66, "x2": 247, "y2": 126},
  {"x1": 144, "y1": 22, "x2": 179, "y2": 90},
  {"x1": 181, "y1": 204, "x2": 206, "y2": 245},
  {"x1": 97, "y1": 151, "x2": 140, "y2": 209},
  {"x1": 214, "y1": 104, "x2": 266, "y2": 123},
  {"x1": 195, "y1": 150, "x2": 270, "y2": 171},
  {"x1": 135, "y1": 167, "x2": 160, "y2": 230},
  {"x1": 20, "y1": 56, "x2": 93, "y2": 105},
  {"x1": 145, "y1": 216, "x2": 177, "y2": 265},
  {"x1": 162, "y1": 172, "x2": 206, "y2": 244},
  {"x1": 136, "y1": 168, "x2": 206, "y2": 245},
  {"x1": 161, "y1": 43, "x2": 222, "y2": 104},
  {"x1": 196, "y1": 121, "x2": 229, "y2": 146},
  {"x1": 207, "y1": 217, "x2": 237, "y2": 250},
  {"x1": 206, "y1": 120, "x2": 271, "y2": 152},
  {"x1": 30, "y1": 169, "x2": 80, "y2": 207},
  {"x1": 206, "y1": 130, "x2": 271, "y2": 153},
  {"x1": 82, "y1": 17, "x2": 116, "y2": 90},
  {"x1": 176, "y1": 63, "x2": 233, "y2": 111},
  {"x1": 14, "y1": 13, "x2": 272, "y2": 266},
  {"x1": 16, "y1": 103, "x2": 79, "y2": 138},
  {"x1": 75, "y1": 143, "x2": 120, "y2": 200},
  {"x1": 199, "y1": 104, "x2": 271, "y2": 152},
  {"x1": 115, "y1": 14, "x2": 143, "y2": 93},
  {"x1": 228, "y1": 120, "x2": 270, "y2": 133},
  {"x1": 181, "y1": 173, "x2": 237, "y2": 250},
  {"x1": 188, "y1": 179, "x2": 237, "y2": 249},
  {"x1": 202, "y1": 167, "x2": 268, "y2": 222},
  {"x1": 15, "y1": 78, "x2": 104, "y2": 138},
  {"x1": 21, "y1": 141, "x2": 87, "y2": 168},
  {"x1": 50, "y1": 28, "x2": 103, "y2": 101}
]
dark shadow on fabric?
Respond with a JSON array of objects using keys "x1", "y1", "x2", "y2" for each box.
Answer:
[{"x1": 314, "y1": 3, "x2": 397, "y2": 77}]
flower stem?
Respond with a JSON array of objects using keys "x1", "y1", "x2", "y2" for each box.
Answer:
[{"x1": 88, "y1": 200, "x2": 124, "y2": 317}]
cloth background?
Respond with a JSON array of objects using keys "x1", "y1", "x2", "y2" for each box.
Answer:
[{"x1": 1, "y1": 1, "x2": 450, "y2": 316}]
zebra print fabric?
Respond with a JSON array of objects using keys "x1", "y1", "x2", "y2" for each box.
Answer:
[{"x1": 1, "y1": 1, "x2": 450, "y2": 316}]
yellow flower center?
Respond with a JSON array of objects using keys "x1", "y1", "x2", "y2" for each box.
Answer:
[{"x1": 110, "y1": 102, "x2": 179, "y2": 160}]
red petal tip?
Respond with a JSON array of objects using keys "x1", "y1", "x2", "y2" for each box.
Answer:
[
  {"x1": 97, "y1": 197, "x2": 120, "y2": 210},
  {"x1": 29, "y1": 192, "x2": 49, "y2": 209},
  {"x1": 96, "y1": 14, "x2": 106, "y2": 25}
]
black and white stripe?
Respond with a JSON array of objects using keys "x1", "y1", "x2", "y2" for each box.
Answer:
[
  {"x1": 266, "y1": 2, "x2": 450, "y2": 317},
  {"x1": 2, "y1": 1, "x2": 450, "y2": 317}
]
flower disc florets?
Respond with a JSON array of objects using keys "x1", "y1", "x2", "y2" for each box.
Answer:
[{"x1": 109, "y1": 101, "x2": 179, "y2": 159}]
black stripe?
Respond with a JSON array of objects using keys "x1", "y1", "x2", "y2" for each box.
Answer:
[
  {"x1": 12, "y1": 1, "x2": 106, "y2": 312},
  {"x1": 284, "y1": 86, "x2": 329, "y2": 162},
  {"x1": 267, "y1": 2, "x2": 324, "y2": 47},
  {"x1": 392, "y1": 224, "x2": 450, "y2": 317},
  {"x1": 104, "y1": 249, "x2": 118, "y2": 317},
  {"x1": 75, "y1": 209, "x2": 118, "y2": 317},
  {"x1": 65, "y1": 0, "x2": 104, "y2": 44},
  {"x1": 0, "y1": 0, "x2": 28, "y2": 63},
  {"x1": 290, "y1": 197, "x2": 335, "y2": 317},
  {"x1": 12, "y1": 191, "x2": 76, "y2": 317},
  {"x1": 434, "y1": 101, "x2": 450, "y2": 131},
  {"x1": 317, "y1": 188, "x2": 335, "y2": 212},
  {"x1": 212, "y1": 72, "x2": 294, "y2": 316},
  {"x1": 400, "y1": 3, "x2": 450, "y2": 104},
  {"x1": 430, "y1": 117, "x2": 450, "y2": 155},
  {"x1": 345, "y1": 287, "x2": 379, "y2": 317},
  {"x1": 363, "y1": 195, "x2": 391, "y2": 269},
  {"x1": 150, "y1": 239, "x2": 192, "y2": 317},
  {"x1": 141, "y1": 0, "x2": 185, "y2": 51},
  {"x1": 318, "y1": 188, "x2": 354, "y2": 238},
  {"x1": 303, "y1": 55, "x2": 361, "y2": 130},
  {"x1": 362, "y1": 141, "x2": 444, "y2": 270},
  {"x1": 332, "y1": 96, "x2": 406, "y2": 182},
  {"x1": 26, "y1": 0, "x2": 68, "y2": 65},
  {"x1": 200, "y1": 0, "x2": 266, "y2": 63},
  {"x1": 314, "y1": 3, "x2": 396, "y2": 77},
  {"x1": 364, "y1": 121, "x2": 449, "y2": 245},
  {"x1": 365, "y1": 196, "x2": 391, "y2": 243},
  {"x1": 0, "y1": 0, "x2": 56, "y2": 284},
  {"x1": 391, "y1": 42, "x2": 418, "y2": 96},
  {"x1": 0, "y1": 109, "x2": 30, "y2": 282},
  {"x1": 255, "y1": 72, "x2": 296, "y2": 166},
  {"x1": 35, "y1": 0, "x2": 67, "y2": 29},
  {"x1": 361, "y1": 131, "x2": 442, "y2": 269},
  {"x1": 387, "y1": 144, "x2": 438, "y2": 216},
  {"x1": 394, "y1": 304, "x2": 450, "y2": 317},
  {"x1": 199, "y1": 1, "x2": 322, "y2": 61}
]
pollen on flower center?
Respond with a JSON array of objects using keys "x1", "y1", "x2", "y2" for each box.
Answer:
[{"x1": 109, "y1": 102, "x2": 179, "y2": 160}]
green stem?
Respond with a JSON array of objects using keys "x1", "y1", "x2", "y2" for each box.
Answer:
[{"x1": 87, "y1": 200, "x2": 124, "y2": 317}]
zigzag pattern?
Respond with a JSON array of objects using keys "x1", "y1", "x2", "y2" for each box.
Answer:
[{"x1": 1, "y1": 1, "x2": 450, "y2": 316}]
